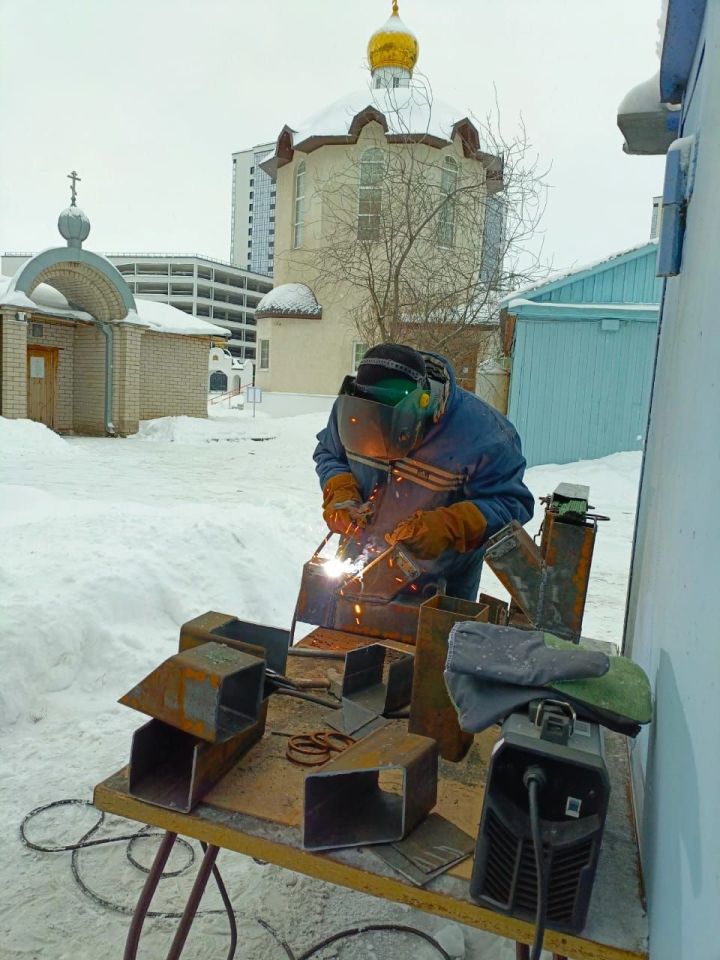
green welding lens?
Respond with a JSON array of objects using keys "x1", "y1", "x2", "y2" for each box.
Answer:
[{"x1": 363, "y1": 377, "x2": 416, "y2": 406}]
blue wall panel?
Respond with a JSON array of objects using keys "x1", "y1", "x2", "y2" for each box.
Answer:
[
  {"x1": 534, "y1": 248, "x2": 663, "y2": 305},
  {"x1": 508, "y1": 316, "x2": 658, "y2": 466}
]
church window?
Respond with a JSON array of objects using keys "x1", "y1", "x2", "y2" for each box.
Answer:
[
  {"x1": 209, "y1": 370, "x2": 228, "y2": 392},
  {"x1": 358, "y1": 148, "x2": 384, "y2": 241},
  {"x1": 293, "y1": 160, "x2": 306, "y2": 248},
  {"x1": 438, "y1": 157, "x2": 458, "y2": 248},
  {"x1": 259, "y1": 338, "x2": 270, "y2": 370}
]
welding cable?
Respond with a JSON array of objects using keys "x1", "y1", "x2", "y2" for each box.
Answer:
[
  {"x1": 524, "y1": 767, "x2": 549, "y2": 960},
  {"x1": 21, "y1": 800, "x2": 453, "y2": 960},
  {"x1": 294, "y1": 922, "x2": 453, "y2": 960}
]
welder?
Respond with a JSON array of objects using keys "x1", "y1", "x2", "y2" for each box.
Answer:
[{"x1": 314, "y1": 344, "x2": 534, "y2": 601}]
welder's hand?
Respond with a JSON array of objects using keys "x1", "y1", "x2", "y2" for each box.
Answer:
[
  {"x1": 385, "y1": 502, "x2": 488, "y2": 559},
  {"x1": 322, "y1": 472, "x2": 363, "y2": 535}
]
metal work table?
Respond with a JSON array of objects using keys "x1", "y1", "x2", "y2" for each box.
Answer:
[{"x1": 94, "y1": 628, "x2": 648, "y2": 960}]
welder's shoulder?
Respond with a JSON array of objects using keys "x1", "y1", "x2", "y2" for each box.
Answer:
[{"x1": 454, "y1": 386, "x2": 520, "y2": 447}]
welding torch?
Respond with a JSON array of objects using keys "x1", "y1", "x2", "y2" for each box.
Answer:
[{"x1": 334, "y1": 499, "x2": 375, "y2": 560}]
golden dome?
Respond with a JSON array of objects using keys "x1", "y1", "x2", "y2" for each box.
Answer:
[{"x1": 367, "y1": 1, "x2": 419, "y2": 75}]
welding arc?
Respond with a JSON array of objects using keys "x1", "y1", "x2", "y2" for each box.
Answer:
[{"x1": 21, "y1": 799, "x2": 453, "y2": 960}]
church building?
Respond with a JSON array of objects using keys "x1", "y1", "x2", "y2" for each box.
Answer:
[
  {"x1": 255, "y1": 1, "x2": 504, "y2": 396},
  {"x1": 0, "y1": 180, "x2": 228, "y2": 436}
]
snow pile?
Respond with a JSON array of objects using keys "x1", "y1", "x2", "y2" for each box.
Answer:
[
  {"x1": 256, "y1": 282, "x2": 322, "y2": 318},
  {"x1": 134, "y1": 412, "x2": 275, "y2": 443},
  {"x1": 0, "y1": 415, "x2": 74, "y2": 457}
]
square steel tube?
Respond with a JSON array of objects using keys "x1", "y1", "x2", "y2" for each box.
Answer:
[
  {"x1": 179, "y1": 611, "x2": 289, "y2": 675},
  {"x1": 409, "y1": 595, "x2": 488, "y2": 761},
  {"x1": 120, "y1": 641, "x2": 265, "y2": 743},
  {"x1": 128, "y1": 702, "x2": 267, "y2": 813},
  {"x1": 303, "y1": 726, "x2": 438, "y2": 851}
]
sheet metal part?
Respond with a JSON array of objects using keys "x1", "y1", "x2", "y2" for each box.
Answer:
[
  {"x1": 120, "y1": 641, "x2": 265, "y2": 743},
  {"x1": 369, "y1": 812, "x2": 475, "y2": 887},
  {"x1": 323, "y1": 698, "x2": 390, "y2": 739},
  {"x1": 341, "y1": 544, "x2": 422, "y2": 602},
  {"x1": 293, "y1": 543, "x2": 428, "y2": 645},
  {"x1": 127, "y1": 702, "x2": 267, "y2": 813},
  {"x1": 179, "y1": 611, "x2": 289, "y2": 675},
  {"x1": 409, "y1": 595, "x2": 488, "y2": 762},
  {"x1": 302, "y1": 725, "x2": 438, "y2": 851},
  {"x1": 341, "y1": 643, "x2": 414, "y2": 714},
  {"x1": 485, "y1": 483, "x2": 599, "y2": 644}
]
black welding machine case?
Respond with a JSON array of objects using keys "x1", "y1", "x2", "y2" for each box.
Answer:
[{"x1": 470, "y1": 712, "x2": 610, "y2": 934}]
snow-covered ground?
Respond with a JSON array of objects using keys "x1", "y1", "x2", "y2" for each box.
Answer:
[{"x1": 0, "y1": 407, "x2": 641, "y2": 960}]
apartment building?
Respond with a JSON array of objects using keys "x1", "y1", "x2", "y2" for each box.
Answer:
[{"x1": 230, "y1": 141, "x2": 276, "y2": 276}]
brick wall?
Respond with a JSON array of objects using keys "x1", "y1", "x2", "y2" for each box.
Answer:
[
  {"x1": 27, "y1": 317, "x2": 74, "y2": 431},
  {"x1": 112, "y1": 325, "x2": 142, "y2": 436},
  {"x1": 73, "y1": 325, "x2": 107, "y2": 434},
  {"x1": 139, "y1": 333, "x2": 209, "y2": 420},
  {"x1": 0, "y1": 313, "x2": 28, "y2": 419}
]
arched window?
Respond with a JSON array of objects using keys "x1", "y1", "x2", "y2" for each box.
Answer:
[
  {"x1": 210, "y1": 370, "x2": 228, "y2": 392},
  {"x1": 358, "y1": 148, "x2": 384, "y2": 241},
  {"x1": 438, "y1": 157, "x2": 458, "y2": 248},
  {"x1": 293, "y1": 160, "x2": 306, "y2": 248}
]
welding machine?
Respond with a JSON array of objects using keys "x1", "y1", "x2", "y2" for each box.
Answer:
[{"x1": 470, "y1": 702, "x2": 609, "y2": 952}]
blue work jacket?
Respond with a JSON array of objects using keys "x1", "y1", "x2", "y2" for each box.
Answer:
[{"x1": 314, "y1": 355, "x2": 534, "y2": 589}]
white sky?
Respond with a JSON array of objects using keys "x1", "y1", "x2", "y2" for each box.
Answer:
[{"x1": 0, "y1": 0, "x2": 664, "y2": 270}]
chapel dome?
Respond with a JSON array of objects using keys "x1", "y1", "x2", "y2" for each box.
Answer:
[
  {"x1": 58, "y1": 205, "x2": 91, "y2": 246},
  {"x1": 367, "y1": 2, "x2": 419, "y2": 75},
  {"x1": 256, "y1": 283, "x2": 323, "y2": 319}
]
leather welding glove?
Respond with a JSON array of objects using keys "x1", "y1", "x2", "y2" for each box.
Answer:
[
  {"x1": 386, "y1": 501, "x2": 488, "y2": 559},
  {"x1": 322, "y1": 472, "x2": 363, "y2": 535}
]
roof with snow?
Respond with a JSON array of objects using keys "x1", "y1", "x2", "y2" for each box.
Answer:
[
  {"x1": 500, "y1": 241, "x2": 662, "y2": 312},
  {"x1": 261, "y1": 85, "x2": 503, "y2": 193},
  {"x1": 0, "y1": 274, "x2": 227, "y2": 338},
  {"x1": 255, "y1": 283, "x2": 323, "y2": 320}
]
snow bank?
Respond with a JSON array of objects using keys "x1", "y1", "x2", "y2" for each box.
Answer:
[
  {"x1": 134, "y1": 413, "x2": 275, "y2": 443},
  {"x1": 0, "y1": 416, "x2": 74, "y2": 456}
]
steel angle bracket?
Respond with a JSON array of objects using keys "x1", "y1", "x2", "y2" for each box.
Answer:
[
  {"x1": 128, "y1": 704, "x2": 267, "y2": 813},
  {"x1": 179, "y1": 611, "x2": 289, "y2": 675},
  {"x1": 341, "y1": 643, "x2": 414, "y2": 715},
  {"x1": 120, "y1": 641, "x2": 265, "y2": 743},
  {"x1": 302, "y1": 725, "x2": 438, "y2": 851}
]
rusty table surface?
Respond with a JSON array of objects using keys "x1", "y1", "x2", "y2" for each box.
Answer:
[{"x1": 94, "y1": 627, "x2": 648, "y2": 960}]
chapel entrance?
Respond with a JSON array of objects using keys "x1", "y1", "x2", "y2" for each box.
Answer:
[{"x1": 27, "y1": 345, "x2": 58, "y2": 429}]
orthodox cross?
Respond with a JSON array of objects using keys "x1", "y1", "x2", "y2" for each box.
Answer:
[{"x1": 67, "y1": 170, "x2": 81, "y2": 205}]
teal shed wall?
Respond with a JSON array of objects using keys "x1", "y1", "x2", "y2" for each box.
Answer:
[{"x1": 507, "y1": 245, "x2": 660, "y2": 467}]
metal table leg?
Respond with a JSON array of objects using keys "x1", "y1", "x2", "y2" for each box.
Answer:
[
  {"x1": 123, "y1": 831, "x2": 178, "y2": 960},
  {"x1": 165, "y1": 844, "x2": 220, "y2": 960}
]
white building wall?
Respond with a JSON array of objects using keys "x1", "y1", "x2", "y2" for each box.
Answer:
[{"x1": 624, "y1": 5, "x2": 720, "y2": 957}]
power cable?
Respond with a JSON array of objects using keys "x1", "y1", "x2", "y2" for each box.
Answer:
[
  {"x1": 523, "y1": 768, "x2": 548, "y2": 960},
  {"x1": 20, "y1": 799, "x2": 452, "y2": 960}
]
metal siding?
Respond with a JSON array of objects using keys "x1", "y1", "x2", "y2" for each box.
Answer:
[
  {"x1": 535, "y1": 248, "x2": 662, "y2": 306},
  {"x1": 508, "y1": 316, "x2": 657, "y2": 466}
]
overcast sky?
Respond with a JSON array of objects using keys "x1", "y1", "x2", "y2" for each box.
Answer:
[{"x1": 0, "y1": 0, "x2": 664, "y2": 271}]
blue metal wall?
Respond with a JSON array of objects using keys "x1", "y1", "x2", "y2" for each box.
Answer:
[
  {"x1": 507, "y1": 245, "x2": 661, "y2": 467},
  {"x1": 509, "y1": 315, "x2": 658, "y2": 466},
  {"x1": 534, "y1": 248, "x2": 663, "y2": 305}
]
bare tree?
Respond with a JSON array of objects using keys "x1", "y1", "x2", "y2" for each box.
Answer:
[{"x1": 288, "y1": 76, "x2": 550, "y2": 384}]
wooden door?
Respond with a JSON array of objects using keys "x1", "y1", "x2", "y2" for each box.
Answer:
[{"x1": 26, "y1": 346, "x2": 58, "y2": 429}]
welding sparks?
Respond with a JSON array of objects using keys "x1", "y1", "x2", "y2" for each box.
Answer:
[
  {"x1": 323, "y1": 557, "x2": 357, "y2": 579},
  {"x1": 354, "y1": 603, "x2": 362, "y2": 615}
]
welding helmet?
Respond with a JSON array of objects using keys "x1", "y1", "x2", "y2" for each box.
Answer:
[{"x1": 337, "y1": 345, "x2": 439, "y2": 460}]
